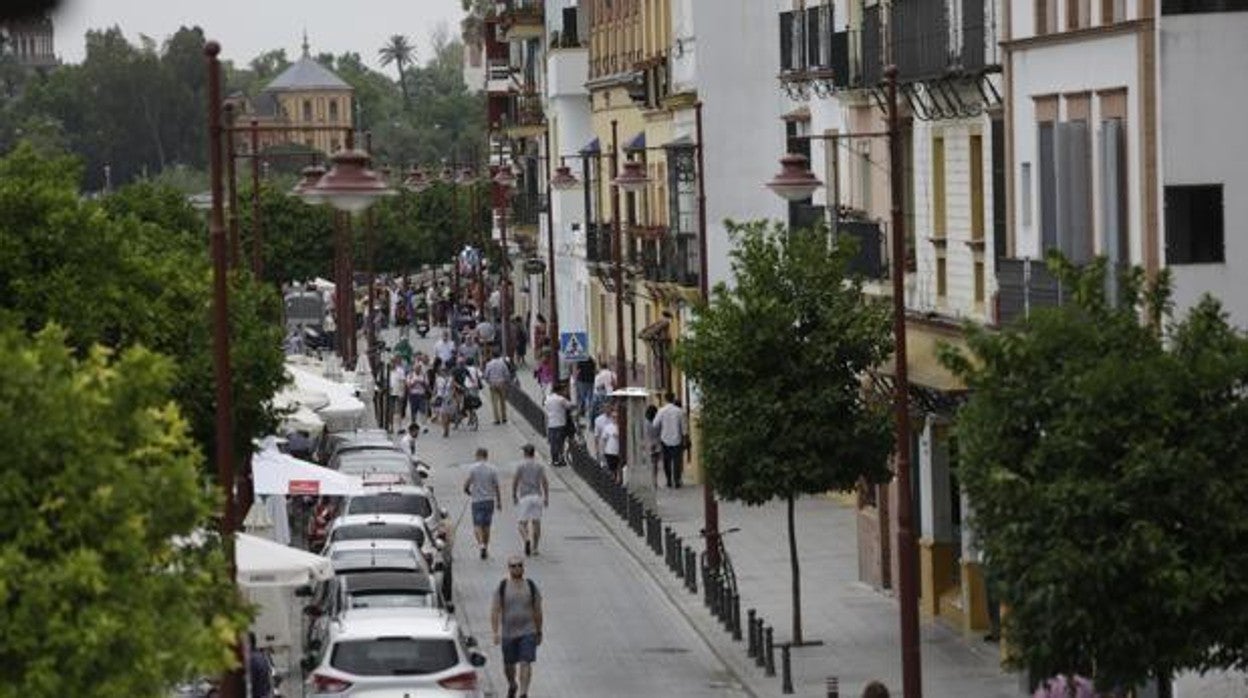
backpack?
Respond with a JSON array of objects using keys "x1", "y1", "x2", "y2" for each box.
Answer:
[{"x1": 497, "y1": 578, "x2": 539, "y2": 613}]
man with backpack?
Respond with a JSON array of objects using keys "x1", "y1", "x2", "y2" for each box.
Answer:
[{"x1": 490, "y1": 555, "x2": 543, "y2": 698}]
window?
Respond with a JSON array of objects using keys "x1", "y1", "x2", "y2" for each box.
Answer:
[
  {"x1": 932, "y1": 136, "x2": 947, "y2": 237},
  {"x1": 936, "y1": 255, "x2": 948, "y2": 298},
  {"x1": 302, "y1": 99, "x2": 313, "y2": 121},
  {"x1": 974, "y1": 260, "x2": 985, "y2": 303},
  {"x1": 1165, "y1": 185, "x2": 1225, "y2": 264},
  {"x1": 970, "y1": 134, "x2": 985, "y2": 240},
  {"x1": 1021, "y1": 162, "x2": 1033, "y2": 228},
  {"x1": 1035, "y1": 0, "x2": 1056, "y2": 34},
  {"x1": 1037, "y1": 121, "x2": 1058, "y2": 253},
  {"x1": 329, "y1": 99, "x2": 339, "y2": 122},
  {"x1": 1067, "y1": 0, "x2": 1091, "y2": 29},
  {"x1": 1163, "y1": 0, "x2": 1248, "y2": 14}
]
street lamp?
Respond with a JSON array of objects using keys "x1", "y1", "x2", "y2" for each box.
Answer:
[
  {"x1": 290, "y1": 164, "x2": 327, "y2": 202},
  {"x1": 763, "y1": 66, "x2": 921, "y2": 698},
  {"x1": 765, "y1": 153, "x2": 823, "y2": 202},
  {"x1": 404, "y1": 166, "x2": 430, "y2": 193},
  {"x1": 612, "y1": 159, "x2": 651, "y2": 194},
  {"x1": 303, "y1": 148, "x2": 393, "y2": 367},
  {"x1": 550, "y1": 162, "x2": 580, "y2": 191}
]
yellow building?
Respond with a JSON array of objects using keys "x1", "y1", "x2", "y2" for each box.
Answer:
[{"x1": 239, "y1": 38, "x2": 354, "y2": 156}]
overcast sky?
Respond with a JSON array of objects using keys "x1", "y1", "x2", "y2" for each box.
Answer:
[{"x1": 52, "y1": 0, "x2": 465, "y2": 72}]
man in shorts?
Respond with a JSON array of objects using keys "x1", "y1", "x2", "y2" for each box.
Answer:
[
  {"x1": 463, "y1": 447, "x2": 502, "y2": 559},
  {"x1": 511, "y1": 445, "x2": 549, "y2": 557},
  {"x1": 491, "y1": 555, "x2": 543, "y2": 698}
]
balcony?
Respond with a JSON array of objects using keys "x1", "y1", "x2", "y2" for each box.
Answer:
[
  {"x1": 996, "y1": 257, "x2": 1062, "y2": 327},
  {"x1": 497, "y1": 0, "x2": 544, "y2": 42},
  {"x1": 838, "y1": 219, "x2": 887, "y2": 280},
  {"x1": 893, "y1": 0, "x2": 951, "y2": 83},
  {"x1": 499, "y1": 92, "x2": 546, "y2": 138},
  {"x1": 778, "y1": 7, "x2": 860, "y2": 96},
  {"x1": 509, "y1": 191, "x2": 545, "y2": 229}
]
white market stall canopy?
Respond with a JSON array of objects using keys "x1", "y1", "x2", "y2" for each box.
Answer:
[
  {"x1": 253, "y1": 448, "x2": 363, "y2": 497},
  {"x1": 236, "y1": 532, "x2": 333, "y2": 587},
  {"x1": 285, "y1": 363, "x2": 366, "y2": 432}
]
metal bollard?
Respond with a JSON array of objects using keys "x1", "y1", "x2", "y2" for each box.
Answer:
[
  {"x1": 702, "y1": 564, "x2": 712, "y2": 607},
  {"x1": 764, "y1": 626, "x2": 776, "y2": 677},
  {"x1": 731, "y1": 592, "x2": 742, "y2": 641},
  {"x1": 754, "y1": 617, "x2": 766, "y2": 668},
  {"x1": 685, "y1": 549, "x2": 697, "y2": 593},
  {"x1": 826, "y1": 676, "x2": 839, "y2": 698},
  {"x1": 746, "y1": 609, "x2": 758, "y2": 657},
  {"x1": 719, "y1": 582, "x2": 732, "y2": 628},
  {"x1": 780, "y1": 644, "x2": 794, "y2": 694}
]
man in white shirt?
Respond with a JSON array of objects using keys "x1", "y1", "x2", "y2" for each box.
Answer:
[
  {"x1": 543, "y1": 383, "x2": 573, "y2": 467},
  {"x1": 593, "y1": 365, "x2": 617, "y2": 396},
  {"x1": 433, "y1": 330, "x2": 456, "y2": 367},
  {"x1": 600, "y1": 409, "x2": 621, "y2": 485},
  {"x1": 398, "y1": 422, "x2": 420, "y2": 459},
  {"x1": 593, "y1": 402, "x2": 613, "y2": 461},
  {"x1": 387, "y1": 357, "x2": 407, "y2": 433},
  {"x1": 653, "y1": 392, "x2": 688, "y2": 488},
  {"x1": 483, "y1": 354, "x2": 513, "y2": 425}
]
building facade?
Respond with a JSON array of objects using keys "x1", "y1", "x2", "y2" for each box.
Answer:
[
  {"x1": 1, "y1": 12, "x2": 57, "y2": 72},
  {"x1": 237, "y1": 39, "x2": 355, "y2": 156}
]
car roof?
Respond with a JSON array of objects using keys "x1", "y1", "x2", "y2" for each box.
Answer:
[
  {"x1": 333, "y1": 608, "x2": 457, "y2": 640},
  {"x1": 349, "y1": 484, "x2": 433, "y2": 496},
  {"x1": 336, "y1": 451, "x2": 411, "y2": 466},
  {"x1": 326, "y1": 539, "x2": 420, "y2": 554},
  {"x1": 340, "y1": 571, "x2": 434, "y2": 593}
]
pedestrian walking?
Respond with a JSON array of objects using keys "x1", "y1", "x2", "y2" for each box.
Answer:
[
  {"x1": 600, "y1": 408, "x2": 621, "y2": 485},
  {"x1": 406, "y1": 354, "x2": 430, "y2": 430},
  {"x1": 477, "y1": 318, "x2": 497, "y2": 360},
  {"x1": 398, "y1": 422, "x2": 420, "y2": 460},
  {"x1": 543, "y1": 383, "x2": 573, "y2": 467},
  {"x1": 653, "y1": 391, "x2": 688, "y2": 488},
  {"x1": 491, "y1": 555, "x2": 543, "y2": 698},
  {"x1": 434, "y1": 330, "x2": 456, "y2": 367},
  {"x1": 246, "y1": 633, "x2": 273, "y2": 698},
  {"x1": 484, "y1": 353, "x2": 513, "y2": 425},
  {"x1": 574, "y1": 355, "x2": 596, "y2": 414},
  {"x1": 644, "y1": 404, "x2": 662, "y2": 488},
  {"x1": 463, "y1": 447, "x2": 502, "y2": 559},
  {"x1": 434, "y1": 364, "x2": 456, "y2": 438},
  {"x1": 512, "y1": 444, "x2": 549, "y2": 556},
  {"x1": 534, "y1": 351, "x2": 555, "y2": 396},
  {"x1": 593, "y1": 402, "x2": 613, "y2": 463},
  {"x1": 512, "y1": 316, "x2": 528, "y2": 365},
  {"x1": 387, "y1": 356, "x2": 407, "y2": 433}
]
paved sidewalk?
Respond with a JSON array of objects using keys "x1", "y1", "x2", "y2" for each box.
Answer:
[{"x1": 508, "y1": 368, "x2": 1023, "y2": 698}]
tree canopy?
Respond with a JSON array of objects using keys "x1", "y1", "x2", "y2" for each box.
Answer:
[
  {"x1": 0, "y1": 324, "x2": 246, "y2": 697},
  {"x1": 941, "y1": 258, "x2": 1248, "y2": 690},
  {"x1": 677, "y1": 221, "x2": 895, "y2": 644}
]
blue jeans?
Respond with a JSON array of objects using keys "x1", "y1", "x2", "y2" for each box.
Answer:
[
  {"x1": 576, "y1": 380, "x2": 594, "y2": 412},
  {"x1": 547, "y1": 427, "x2": 567, "y2": 466}
]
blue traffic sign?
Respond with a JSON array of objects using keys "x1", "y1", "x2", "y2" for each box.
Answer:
[{"x1": 560, "y1": 331, "x2": 590, "y2": 360}]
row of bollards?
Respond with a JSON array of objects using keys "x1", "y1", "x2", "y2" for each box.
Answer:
[{"x1": 505, "y1": 387, "x2": 795, "y2": 694}]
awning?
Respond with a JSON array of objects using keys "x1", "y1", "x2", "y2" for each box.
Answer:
[
  {"x1": 580, "y1": 137, "x2": 600, "y2": 155},
  {"x1": 625, "y1": 132, "x2": 646, "y2": 152},
  {"x1": 664, "y1": 135, "x2": 695, "y2": 149},
  {"x1": 236, "y1": 532, "x2": 334, "y2": 588},
  {"x1": 252, "y1": 448, "x2": 364, "y2": 497},
  {"x1": 639, "y1": 318, "x2": 671, "y2": 342},
  {"x1": 782, "y1": 106, "x2": 812, "y2": 123}
]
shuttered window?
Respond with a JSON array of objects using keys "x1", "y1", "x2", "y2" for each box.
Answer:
[
  {"x1": 780, "y1": 11, "x2": 795, "y2": 71},
  {"x1": 1056, "y1": 120, "x2": 1093, "y2": 264}
]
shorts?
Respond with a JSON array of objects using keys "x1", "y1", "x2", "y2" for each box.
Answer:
[
  {"x1": 501, "y1": 633, "x2": 538, "y2": 665},
  {"x1": 516, "y1": 494, "x2": 543, "y2": 522},
  {"x1": 604, "y1": 453, "x2": 621, "y2": 473},
  {"x1": 471, "y1": 500, "x2": 495, "y2": 528}
]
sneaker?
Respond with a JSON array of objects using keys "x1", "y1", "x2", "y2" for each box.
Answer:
[
  {"x1": 480, "y1": 547, "x2": 488, "y2": 560},
  {"x1": 524, "y1": 540, "x2": 531, "y2": 556},
  {"x1": 506, "y1": 686, "x2": 517, "y2": 698}
]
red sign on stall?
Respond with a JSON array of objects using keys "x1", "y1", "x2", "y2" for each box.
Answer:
[{"x1": 288, "y1": 479, "x2": 321, "y2": 496}]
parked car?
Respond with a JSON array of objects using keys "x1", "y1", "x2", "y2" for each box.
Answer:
[
  {"x1": 317, "y1": 428, "x2": 392, "y2": 465},
  {"x1": 324, "y1": 514, "x2": 452, "y2": 601},
  {"x1": 304, "y1": 608, "x2": 486, "y2": 697},
  {"x1": 344, "y1": 485, "x2": 448, "y2": 536},
  {"x1": 334, "y1": 450, "x2": 422, "y2": 487}
]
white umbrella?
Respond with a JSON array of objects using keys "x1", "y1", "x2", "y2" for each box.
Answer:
[
  {"x1": 252, "y1": 448, "x2": 364, "y2": 497},
  {"x1": 286, "y1": 364, "x2": 366, "y2": 431},
  {"x1": 235, "y1": 532, "x2": 333, "y2": 588}
]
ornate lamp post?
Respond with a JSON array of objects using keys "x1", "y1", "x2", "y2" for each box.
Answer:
[
  {"x1": 493, "y1": 165, "x2": 518, "y2": 360},
  {"x1": 764, "y1": 66, "x2": 921, "y2": 698},
  {"x1": 301, "y1": 149, "x2": 393, "y2": 367}
]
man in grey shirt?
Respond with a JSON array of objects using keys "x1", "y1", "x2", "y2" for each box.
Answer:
[
  {"x1": 511, "y1": 444, "x2": 549, "y2": 557},
  {"x1": 463, "y1": 447, "x2": 502, "y2": 559},
  {"x1": 483, "y1": 354, "x2": 513, "y2": 425},
  {"x1": 491, "y1": 555, "x2": 543, "y2": 698}
]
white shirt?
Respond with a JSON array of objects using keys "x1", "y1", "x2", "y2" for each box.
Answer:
[
  {"x1": 593, "y1": 413, "x2": 610, "y2": 453},
  {"x1": 398, "y1": 433, "x2": 418, "y2": 457},
  {"x1": 602, "y1": 420, "x2": 620, "y2": 456},
  {"x1": 434, "y1": 339, "x2": 455, "y2": 364},
  {"x1": 388, "y1": 365, "x2": 407, "y2": 397},
  {"x1": 544, "y1": 393, "x2": 572, "y2": 429},
  {"x1": 593, "y1": 368, "x2": 616, "y2": 394},
  {"x1": 654, "y1": 403, "x2": 687, "y2": 447}
]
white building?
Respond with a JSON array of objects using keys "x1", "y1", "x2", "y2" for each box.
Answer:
[{"x1": 1159, "y1": 2, "x2": 1248, "y2": 329}]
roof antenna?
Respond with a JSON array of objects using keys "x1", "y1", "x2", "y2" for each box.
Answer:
[{"x1": 301, "y1": 28, "x2": 310, "y2": 58}]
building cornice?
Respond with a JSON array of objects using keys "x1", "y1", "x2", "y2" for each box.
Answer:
[{"x1": 1001, "y1": 17, "x2": 1153, "y2": 53}]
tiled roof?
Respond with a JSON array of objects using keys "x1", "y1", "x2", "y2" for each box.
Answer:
[{"x1": 265, "y1": 56, "x2": 351, "y2": 91}]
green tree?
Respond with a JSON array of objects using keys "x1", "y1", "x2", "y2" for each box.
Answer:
[
  {"x1": 676, "y1": 221, "x2": 895, "y2": 644},
  {"x1": 940, "y1": 258, "x2": 1248, "y2": 691},
  {"x1": 378, "y1": 34, "x2": 415, "y2": 108},
  {"x1": 0, "y1": 324, "x2": 247, "y2": 697}
]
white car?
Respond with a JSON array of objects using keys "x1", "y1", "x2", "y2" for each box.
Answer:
[
  {"x1": 344, "y1": 485, "x2": 449, "y2": 540},
  {"x1": 305, "y1": 607, "x2": 486, "y2": 697},
  {"x1": 324, "y1": 514, "x2": 452, "y2": 601}
]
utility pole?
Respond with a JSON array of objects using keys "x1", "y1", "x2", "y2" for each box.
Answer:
[{"x1": 694, "y1": 101, "x2": 721, "y2": 569}]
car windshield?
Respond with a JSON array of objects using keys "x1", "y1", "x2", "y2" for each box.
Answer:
[
  {"x1": 347, "y1": 591, "x2": 435, "y2": 609},
  {"x1": 330, "y1": 524, "x2": 425, "y2": 547},
  {"x1": 330, "y1": 637, "x2": 458, "y2": 676},
  {"x1": 347, "y1": 493, "x2": 433, "y2": 518},
  {"x1": 330, "y1": 550, "x2": 416, "y2": 571},
  {"x1": 337, "y1": 455, "x2": 410, "y2": 476}
]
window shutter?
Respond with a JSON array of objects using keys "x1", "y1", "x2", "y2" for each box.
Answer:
[
  {"x1": 780, "y1": 11, "x2": 794, "y2": 71},
  {"x1": 806, "y1": 7, "x2": 821, "y2": 69},
  {"x1": 1099, "y1": 119, "x2": 1123, "y2": 299},
  {"x1": 1038, "y1": 122, "x2": 1058, "y2": 255}
]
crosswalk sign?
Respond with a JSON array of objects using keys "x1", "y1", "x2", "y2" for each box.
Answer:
[{"x1": 560, "y1": 332, "x2": 590, "y2": 361}]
